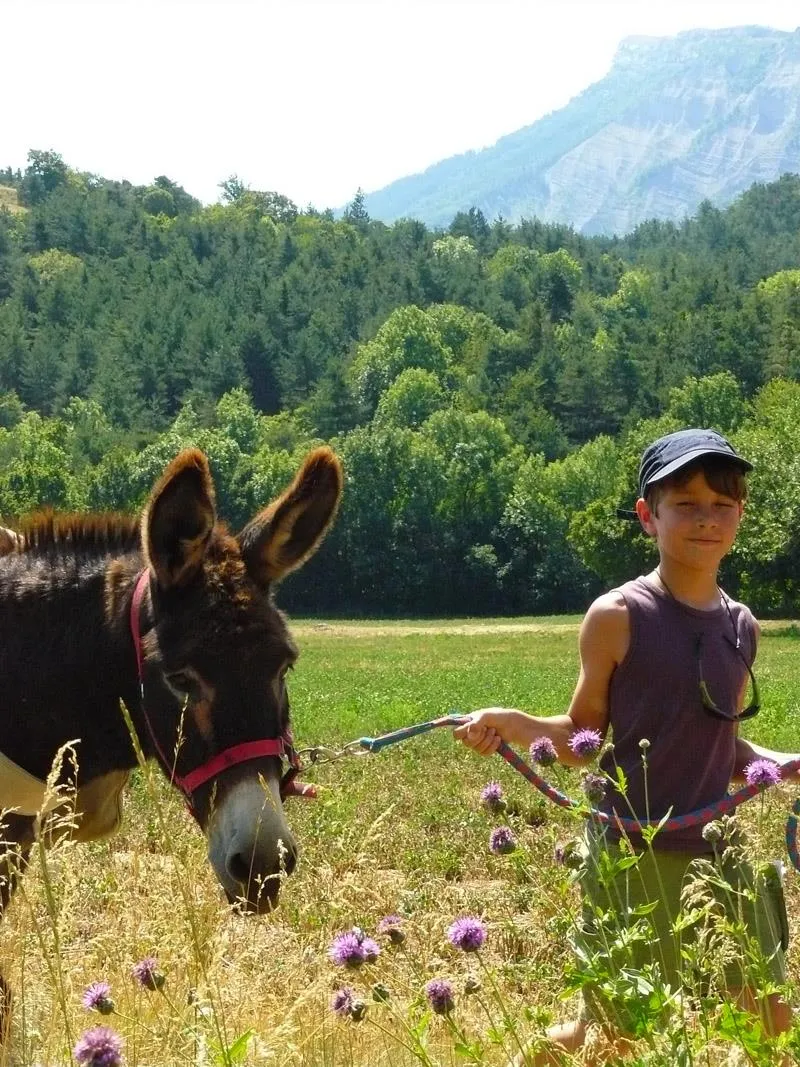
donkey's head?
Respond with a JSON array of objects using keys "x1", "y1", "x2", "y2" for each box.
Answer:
[{"x1": 133, "y1": 446, "x2": 342, "y2": 912}]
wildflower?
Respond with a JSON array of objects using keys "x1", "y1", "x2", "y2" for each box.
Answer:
[
  {"x1": 447, "y1": 916, "x2": 487, "y2": 952},
  {"x1": 568, "y1": 728, "x2": 603, "y2": 759},
  {"x1": 529, "y1": 737, "x2": 557, "y2": 766},
  {"x1": 330, "y1": 987, "x2": 355, "y2": 1017},
  {"x1": 425, "y1": 977, "x2": 455, "y2": 1015},
  {"x1": 639, "y1": 738, "x2": 651, "y2": 752},
  {"x1": 361, "y1": 937, "x2": 381, "y2": 963},
  {"x1": 81, "y1": 981, "x2": 114, "y2": 1015},
  {"x1": 744, "y1": 759, "x2": 781, "y2": 788},
  {"x1": 554, "y1": 839, "x2": 583, "y2": 870},
  {"x1": 350, "y1": 998, "x2": 367, "y2": 1021},
  {"x1": 328, "y1": 931, "x2": 366, "y2": 968},
  {"x1": 702, "y1": 821, "x2": 723, "y2": 845},
  {"x1": 372, "y1": 982, "x2": 391, "y2": 1002},
  {"x1": 480, "y1": 781, "x2": 506, "y2": 812},
  {"x1": 131, "y1": 956, "x2": 164, "y2": 991},
  {"x1": 73, "y1": 1026, "x2": 123, "y2": 1067},
  {"x1": 581, "y1": 772, "x2": 606, "y2": 805},
  {"x1": 377, "y1": 914, "x2": 406, "y2": 945},
  {"x1": 489, "y1": 826, "x2": 516, "y2": 854}
]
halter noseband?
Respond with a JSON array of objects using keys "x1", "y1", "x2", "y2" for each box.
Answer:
[{"x1": 129, "y1": 570, "x2": 311, "y2": 811}]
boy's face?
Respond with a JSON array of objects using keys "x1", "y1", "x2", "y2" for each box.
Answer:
[{"x1": 635, "y1": 470, "x2": 744, "y2": 571}]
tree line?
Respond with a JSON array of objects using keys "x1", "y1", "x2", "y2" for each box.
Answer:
[{"x1": 2, "y1": 152, "x2": 800, "y2": 615}]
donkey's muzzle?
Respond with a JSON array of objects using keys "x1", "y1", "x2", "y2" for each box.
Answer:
[{"x1": 206, "y1": 773, "x2": 298, "y2": 913}]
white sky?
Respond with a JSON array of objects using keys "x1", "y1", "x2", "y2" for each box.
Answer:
[{"x1": 2, "y1": 0, "x2": 799, "y2": 210}]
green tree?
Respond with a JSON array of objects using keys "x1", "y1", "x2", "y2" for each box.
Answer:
[
  {"x1": 373, "y1": 368, "x2": 447, "y2": 429},
  {"x1": 19, "y1": 149, "x2": 69, "y2": 205},
  {"x1": 348, "y1": 305, "x2": 451, "y2": 414}
]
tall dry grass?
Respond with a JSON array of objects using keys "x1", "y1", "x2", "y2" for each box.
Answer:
[{"x1": 1, "y1": 620, "x2": 798, "y2": 1064}]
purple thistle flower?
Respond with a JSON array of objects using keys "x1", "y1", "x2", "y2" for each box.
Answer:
[
  {"x1": 361, "y1": 937, "x2": 381, "y2": 963},
  {"x1": 554, "y1": 839, "x2": 583, "y2": 870},
  {"x1": 529, "y1": 737, "x2": 557, "y2": 766},
  {"x1": 131, "y1": 956, "x2": 164, "y2": 991},
  {"x1": 568, "y1": 728, "x2": 603, "y2": 759},
  {"x1": 582, "y1": 772, "x2": 606, "y2": 805},
  {"x1": 350, "y1": 998, "x2": 367, "y2": 1021},
  {"x1": 480, "y1": 781, "x2": 505, "y2": 812},
  {"x1": 425, "y1": 977, "x2": 455, "y2": 1015},
  {"x1": 744, "y1": 759, "x2": 782, "y2": 788},
  {"x1": 81, "y1": 981, "x2": 114, "y2": 1015},
  {"x1": 328, "y1": 931, "x2": 366, "y2": 968},
  {"x1": 489, "y1": 825, "x2": 516, "y2": 854},
  {"x1": 73, "y1": 1026, "x2": 123, "y2": 1067},
  {"x1": 377, "y1": 914, "x2": 406, "y2": 945},
  {"x1": 330, "y1": 986, "x2": 355, "y2": 1017},
  {"x1": 447, "y1": 916, "x2": 487, "y2": 952}
]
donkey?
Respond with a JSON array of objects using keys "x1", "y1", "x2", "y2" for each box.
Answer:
[{"x1": 0, "y1": 445, "x2": 342, "y2": 933}]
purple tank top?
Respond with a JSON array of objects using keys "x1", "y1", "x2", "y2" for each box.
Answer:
[{"x1": 598, "y1": 574, "x2": 757, "y2": 854}]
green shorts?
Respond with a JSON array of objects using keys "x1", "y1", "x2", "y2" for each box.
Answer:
[{"x1": 573, "y1": 829, "x2": 789, "y2": 1033}]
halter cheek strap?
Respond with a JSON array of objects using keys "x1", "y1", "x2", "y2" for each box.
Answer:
[{"x1": 129, "y1": 570, "x2": 314, "y2": 808}]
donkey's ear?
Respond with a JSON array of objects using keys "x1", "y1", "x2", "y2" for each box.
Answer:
[
  {"x1": 142, "y1": 449, "x2": 216, "y2": 589},
  {"x1": 238, "y1": 447, "x2": 342, "y2": 586}
]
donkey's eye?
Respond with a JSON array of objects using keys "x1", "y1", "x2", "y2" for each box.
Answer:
[{"x1": 165, "y1": 670, "x2": 196, "y2": 698}]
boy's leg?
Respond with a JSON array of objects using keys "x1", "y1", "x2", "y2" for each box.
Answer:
[
  {"x1": 513, "y1": 1018, "x2": 587, "y2": 1065},
  {"x1": 729, "y1": 988, "x2": 791, "y2": 1036},
  {"x1": 725, "y1": 990, "x2": 792, "y2": 1067},
  {"x1": 514, "y1": 1018, "x2": 636, "y2": 1065},
  {"x1": 716, "y1": 854, "x2": 792, "y2": 1062}
]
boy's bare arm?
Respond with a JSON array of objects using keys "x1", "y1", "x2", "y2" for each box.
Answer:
[
  {"x1": 732, "y1": 737, "x2": 800, "y2": 782},
  {"x1": 453, "y1": 592, "x2": 628, "y2": 767},
  {"x1": 730, "y1": 620, "x2": 800, "y2": 781}
]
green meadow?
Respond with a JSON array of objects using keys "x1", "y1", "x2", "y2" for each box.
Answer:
[{"x1": 2, "y1": 618, "x2": 800, "y2": 1065}]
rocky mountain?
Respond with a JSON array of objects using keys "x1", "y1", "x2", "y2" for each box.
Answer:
[{"x1": 363, "y1": 26, "x2": 800, "y2": 236}]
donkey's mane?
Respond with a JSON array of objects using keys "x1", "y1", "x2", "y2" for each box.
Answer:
[{"x1": 16, "y1": 512, "x2": 141, "y2": 558}]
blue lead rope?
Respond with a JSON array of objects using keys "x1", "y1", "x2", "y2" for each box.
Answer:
[
  {"x1": 351, "y1": 713, "x2": 467, "y2": 751},
  {"x1": 341, "y1": 713, "x2": 800, "y2": 872}
]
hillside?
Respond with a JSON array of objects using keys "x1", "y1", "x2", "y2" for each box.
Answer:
[{"x1": 363, "y1": 26, "x2": 800, "y2": 235}]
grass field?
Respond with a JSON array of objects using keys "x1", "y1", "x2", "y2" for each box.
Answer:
[{"x1": 2, "y1": 618, "x2": 800, "y2": 1065}]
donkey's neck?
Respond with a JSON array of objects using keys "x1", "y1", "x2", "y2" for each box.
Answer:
[{"x1": 0, "y1": 552, "x2": 144, "y2": 781}]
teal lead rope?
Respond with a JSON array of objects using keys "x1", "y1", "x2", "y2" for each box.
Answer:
[{"x1": 345, "y1": 713, "x2": 800, "y2": 872}]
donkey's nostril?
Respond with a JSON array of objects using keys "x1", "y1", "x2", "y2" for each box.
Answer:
[
  {"x1": 225, "y1": 838, "x2": 298, "y2": 887},
  {"x1": 226, "y1": 851, "x2": 252, "y2": 886}
]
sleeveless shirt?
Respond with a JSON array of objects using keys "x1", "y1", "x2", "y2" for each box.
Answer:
[{"x1": 598, "y1": 574, "x2": 758, "y2": 854}]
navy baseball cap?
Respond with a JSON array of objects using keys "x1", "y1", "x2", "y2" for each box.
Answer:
[{"x1": 617, "y1": 429, "x2": 752, "y2": 520}]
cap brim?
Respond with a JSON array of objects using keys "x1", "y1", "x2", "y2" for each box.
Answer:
[{"x1": 644, "y1": 447, "x2": 752, "y2": 489}]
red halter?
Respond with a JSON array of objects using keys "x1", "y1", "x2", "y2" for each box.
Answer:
[{"x1": 129, "y1": 570, "x2": 314, "y2": 807}]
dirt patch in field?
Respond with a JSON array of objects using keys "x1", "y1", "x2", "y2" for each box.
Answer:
[{"x1": 294, "y1": 621, "x2": 580, "y2": 638}]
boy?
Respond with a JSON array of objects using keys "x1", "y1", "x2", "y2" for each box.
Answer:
[{"x1": 455, "y1": 428, "x2": 798, "y2": 1064}]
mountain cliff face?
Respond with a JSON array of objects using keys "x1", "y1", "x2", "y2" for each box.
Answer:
[{"x1": 364, "y1": 26, "x2": 800, "y2": 236}]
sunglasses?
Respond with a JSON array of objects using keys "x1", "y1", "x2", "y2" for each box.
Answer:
[{"x1": 695, "y1": 631, "x2": 761, "y2": 721}]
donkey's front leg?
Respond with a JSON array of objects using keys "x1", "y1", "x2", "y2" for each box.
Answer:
[
  {"x1": 0, "y1": 812, "x2": 35, "y2": 1044},
  {"x1": 0, "y1": 813, "x2": 35, "y2": 913}
]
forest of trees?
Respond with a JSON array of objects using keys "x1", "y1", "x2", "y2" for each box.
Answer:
[{"x1": 3, "y1": 151, "x2": 800, "y2": 615}]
